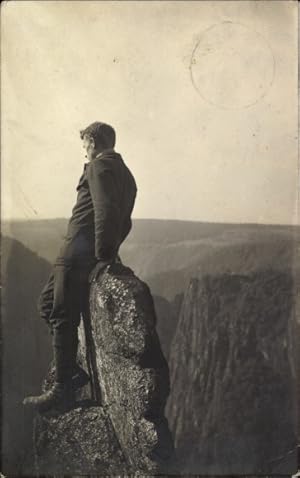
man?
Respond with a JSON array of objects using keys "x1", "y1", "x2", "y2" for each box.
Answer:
[{"x1": 23, "y1": 122, "x2": 137, "y2": 412}]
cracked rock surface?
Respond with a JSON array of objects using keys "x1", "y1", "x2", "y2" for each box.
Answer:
[
  {"x1": 34, "y1": 263, "x2": 175, "y2": 475},
  {"x1": 82, "y1": 263, "x2": 175, "y2": 473},
  {"x1": 34, "y1": 404, "x2": 128, "y2": 475}
]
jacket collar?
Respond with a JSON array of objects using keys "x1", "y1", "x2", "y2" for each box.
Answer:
[
  {"x1": 83, "y1": 149, "x2": 116, "y2": 170},
  {"x1": 95, "y1": 148, "x2": 115, "y2": 159}
]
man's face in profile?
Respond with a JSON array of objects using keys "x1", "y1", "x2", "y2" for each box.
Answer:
[{"x1": 82, "y1": 134, "x2": 95, "y2": 162}]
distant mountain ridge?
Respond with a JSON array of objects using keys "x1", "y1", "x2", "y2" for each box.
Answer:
[
  {"x1": 3, "y1": 218, "x2": 298, "y2": 349},
  {"x1": 3, "y1": 217, "x2": 298, "y2": 269},
  {"x1": 3, "y1": 218, "x2": 298, "y2": 358},
  {"x1": 3, "y1": 217, "x2": 298, "y2": 322}
]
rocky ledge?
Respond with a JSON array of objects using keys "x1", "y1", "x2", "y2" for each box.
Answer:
[{"x1": 34, "y1": 262, "x2": 175, "y2": 475}]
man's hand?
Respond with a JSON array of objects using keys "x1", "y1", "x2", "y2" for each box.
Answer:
[{"x1": 88, "y1": 259, "x2": 114, "y2": 283}]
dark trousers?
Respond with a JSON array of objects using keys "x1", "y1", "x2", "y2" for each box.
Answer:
[
  {"x1": 38, "y1": 261, "x2": 96, "y2": 341},
  {"x1": 37, "y1": 227, "x2": 99, "y2": 383},
  {"x1": 38, "y1": 229, "x2": 97, "y2": 348},
  {"x1": 37, "y1": 259, "x2": 97, "y2": 382}
]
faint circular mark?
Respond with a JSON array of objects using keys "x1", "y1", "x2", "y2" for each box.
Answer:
[{"x1": 190, "y1": 21, "x2": 275, "y2": 109}]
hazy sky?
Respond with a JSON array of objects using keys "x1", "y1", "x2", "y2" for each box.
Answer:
[{"x1": 2, "y1": 1, "x2": 298, "y2": 224}]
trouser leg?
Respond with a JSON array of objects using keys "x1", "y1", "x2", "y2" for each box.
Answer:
[
  {"x1": 23, "y1": 262, "x2": 92, "y2": 411},
  {"x1": 48, "y1": 263, "x2": 77, "y2": 383},
  {"x1": 38, "y1": 269, "x2": 79, "y2": 379},
  {"x1": 48, "y1": 262, "x2": 94, "y2": 383},
  {"x1": 38, "y1": 260, "x2": 94, "y2": 378},
  {"x1": 37, "y1": 272, "x2": 55, "y2": 332}
]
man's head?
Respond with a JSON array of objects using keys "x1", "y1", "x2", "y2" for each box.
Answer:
[{"x1": 80, "y1": 122, "x2": 116, "y2": 161}]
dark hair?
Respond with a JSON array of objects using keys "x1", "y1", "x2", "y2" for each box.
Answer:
[{"x1": 80, "y1": 122, "x2": 116, "y2": 149}]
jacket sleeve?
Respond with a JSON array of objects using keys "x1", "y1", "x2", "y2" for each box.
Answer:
[{"x1": 87, "y1": 160, "x2": 120, "y2": 261}]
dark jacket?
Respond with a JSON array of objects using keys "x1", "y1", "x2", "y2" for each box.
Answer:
[{"x1": 59, "y1": 151, "x2": 137, "y2": 263}]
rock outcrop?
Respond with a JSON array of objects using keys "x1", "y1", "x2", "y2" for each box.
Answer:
[
  {"x1": 34, "y1": 404, "x2": 128, "y2": 475},
  {"x1": 166, "y1": 269, "x2": 298, "y2": 475},
  {"x1": 34, "y1": 263, "x2": 175, "y2": 475}
]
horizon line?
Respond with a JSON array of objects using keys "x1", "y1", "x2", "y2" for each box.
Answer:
[{"x1": 2, "y1": 217, "x2": 299, "y2": 228}]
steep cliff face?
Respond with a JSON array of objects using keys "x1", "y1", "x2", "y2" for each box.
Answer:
[
  {"x1": 34, "y1": 263, "x2": 175, "y2": 475},
  {"x1": 2, "y1": 237, "x2": 52, "y2": 475},
  {"x1": 166, "y1": 269, "x2": 298, "y2": 475},
  {"x1": 152, "y1": 293, "x2": 183, "y2": 360}
]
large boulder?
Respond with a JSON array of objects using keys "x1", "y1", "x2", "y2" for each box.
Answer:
[
  {"x1": 34, "y1": 262, "x2": 175, "y2": 475},
  {"x1": 79, "y1": 262, "x2": 175, "y2": 473}
]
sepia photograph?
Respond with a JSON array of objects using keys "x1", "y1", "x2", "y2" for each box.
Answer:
[{"x1": 1, "y1": 0, "x2": 299, "y2": 476}]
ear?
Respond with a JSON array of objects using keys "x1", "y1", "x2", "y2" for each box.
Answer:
[{"x1": 90, "y1": 137, "x2": 96, "y2": 149}]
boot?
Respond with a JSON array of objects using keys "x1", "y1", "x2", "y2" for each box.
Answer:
[
  {"x1": 23, "y1": 380, "x2": 73, "y2": 413},
  {"x1": 23, "y1": 329, "x2": 74, "y2": 412}
]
